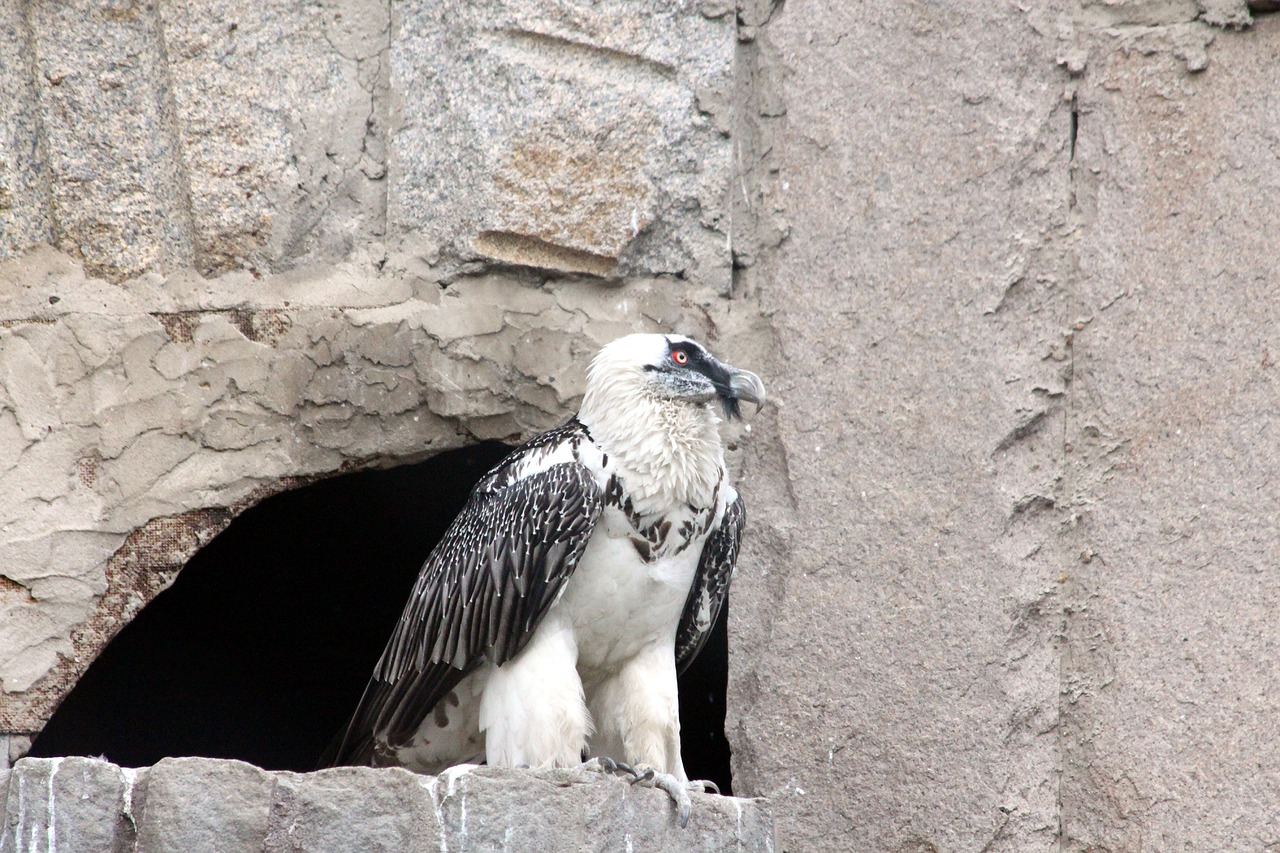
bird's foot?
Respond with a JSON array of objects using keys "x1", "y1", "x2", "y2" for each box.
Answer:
[
  {"x1": 639, "y1": 768, "x2": 692, "y2": 827},
  {"x1": 688, "y1": 778, "x2": 721, "y2": 796},
  {"x1": 626, "y1": 765, "x2": 717, "y2": 828},
  {"x1": 580, "y1": 758, "x2": 716, "y2": 827},
  {"x1": 580, "y1": 756, "x2": 639, "y2": 777}
]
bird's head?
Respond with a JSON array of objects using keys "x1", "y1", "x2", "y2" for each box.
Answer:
[{"x1": 583, "y1": 333, "x2": 766, "y2": 421}]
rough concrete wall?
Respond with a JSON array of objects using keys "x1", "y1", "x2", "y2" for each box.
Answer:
[
  {"x1": 728, "y1": 0, "x2": 1280, "y2": 851},
  {"x1": 1061, "y1": 12, "x2": 1280, "y2": 849},
  {"x1": 0, "y1": 757, "x2": 774, "y2": 851},
  {"x1": 729, "y1": 3, "x2": 1070, "y2": 849}
]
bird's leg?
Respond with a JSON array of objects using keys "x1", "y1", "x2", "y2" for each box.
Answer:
[{"x1": 583, "y1": 645, "x2": 719, "y2": 826}]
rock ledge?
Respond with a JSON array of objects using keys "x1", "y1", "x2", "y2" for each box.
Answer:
[{"x1": 0, "y1": 756, "x2": 774, "y2": 852}]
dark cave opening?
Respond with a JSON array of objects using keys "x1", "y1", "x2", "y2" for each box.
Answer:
[{"x1": 30, "y1": 442, "x2": 733, "y2": 794}]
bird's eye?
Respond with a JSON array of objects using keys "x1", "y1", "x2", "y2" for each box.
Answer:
[{"x1": 672, "y1": 350, "x2": 689, "y2": 365}]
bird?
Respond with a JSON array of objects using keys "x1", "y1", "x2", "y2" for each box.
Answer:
[{"x1": 324, "y1": 333, "x2": 765, "y2": 825}]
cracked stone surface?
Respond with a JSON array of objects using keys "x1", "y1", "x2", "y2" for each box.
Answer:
[
  {"x1": 0, "y1": 244, "x2": 763, "y2": 732},
  {"x1": 0, "y1": 757, "x2": 775, "y2": 852}
]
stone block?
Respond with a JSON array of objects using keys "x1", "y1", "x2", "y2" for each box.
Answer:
[
  {"x1": 389, "y1": 0, "x2": 734, "y2": 288},
  {"x1": 0, "y1": 758, "x2": 774, "y2": 852},
  {"x1": 28, "y1": 0, "x2": 194, "y2": 281},
  {"x1": 264, "y1": 766, "x2": 440, "y2": 853},
  {"x1": 134, "y1": 758, "x2": 275, "y2": 853},
  {"x1": 0, "y1": 5, "x2": 49, "y2": 258},
  {"x1": 0, "y1": 757, "x2": 137, "y2": 853},
  {"x1": 159, "y1": 0, "x2": 386, "y2": 275}
]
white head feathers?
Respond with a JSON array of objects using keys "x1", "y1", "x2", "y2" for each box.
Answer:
[{"x1": 577, "y1": 334, "x2": 736, "y2": 512}]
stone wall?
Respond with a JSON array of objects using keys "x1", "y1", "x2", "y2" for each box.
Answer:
[
  {"x1": 0, "y1": 757, "x2": 774, "y2": 851},
  {"x1": 0, "y1": 0, "x2": 760, "y2": 736},
  {"x1": 3, "y1": 0, "x2": 1280, "y2": 850},
  {"x1": 728, "y1": 1, "x2": 1280, "y2": 851}
]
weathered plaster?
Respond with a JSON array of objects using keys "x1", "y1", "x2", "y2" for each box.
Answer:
[{"x1": 0, "y1": 244, "x2": 764, "y2": 733}]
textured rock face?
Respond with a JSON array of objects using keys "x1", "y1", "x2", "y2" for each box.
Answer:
[
  {"x1": 729, "y1": 5, "x2": 1070, "y2": 849},
  {"x1": 391, "y1": 0, "x2": 735, "y2": 285},
  {"x1": 0, "y1": 757, "x2": 775, "y2": 852},
  {"x1": 0, "y1": 0, "x2": 390, "y2": 279},
  {"x1": 1057, "y1": 22, "x2": 1280, "y2": 852},
  {"x1": 727, "y1": 3, "x2": 1280, "y2": 852},
  {"x1": 0, "y1": 0, "x2": 732, "y2": 287}
]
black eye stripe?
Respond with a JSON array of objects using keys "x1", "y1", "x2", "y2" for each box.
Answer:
[{"x1": 658, "y1": 341, "x2": 712, "y2": 374}]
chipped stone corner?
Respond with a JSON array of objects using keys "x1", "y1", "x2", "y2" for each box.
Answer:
[
  {"x1": 1053, "y1": 0, "x2": 1279, "y2": 79},
  {"x1": 1, "y1": 735, "x2": 31, "y2": 771},
  {"x1": 1197, "y1": 0, "x2": 1254, "y2": 29}
]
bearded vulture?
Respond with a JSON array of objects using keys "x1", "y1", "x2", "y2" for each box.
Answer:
[{"x1": 326, "y1": 333, "x2": 764, "y2": 825}]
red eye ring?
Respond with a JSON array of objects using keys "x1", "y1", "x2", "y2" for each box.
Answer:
[{"x1": 673, "y1": 350, "x2": 689, "y2": 365}]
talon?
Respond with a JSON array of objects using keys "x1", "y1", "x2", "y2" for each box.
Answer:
[
  {"x1": 652, "y1": 775, "x2": 694, "y2": 828},
  {"x1": 629, "y1": 768, "x2": 696, "y2": 828},
  {"x1": 583, "y1": 756, "x2": 641, "y2": 779},
  {"x1": 628, "y1": 767, "x2": 656, "y2": 786},
  {"x1": 590, "y1": 760, "x2": 706, "y2": 827},
  {"x1": 607, "y1": 758, "x2": 642, "y2": 777}
]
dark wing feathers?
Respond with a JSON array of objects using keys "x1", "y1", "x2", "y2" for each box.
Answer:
[
  {"x1": 327, "y1": 424, "x2": 603, "y2": 766},
  {"x1": 675, "y1": 493, "x2": 745, "y2": 675}
]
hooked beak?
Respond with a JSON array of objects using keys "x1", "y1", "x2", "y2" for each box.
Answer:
[
  {"x1": 729, "y1": 369, "x2": 766, "y2": 413},
  {"x1": 718, "y1": 367, "x2": 765, "y2": 419}
]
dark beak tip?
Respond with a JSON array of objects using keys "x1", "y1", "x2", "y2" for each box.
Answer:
[{"x1": 728, "y1": 369, "x2": 766, "y2": 415}]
